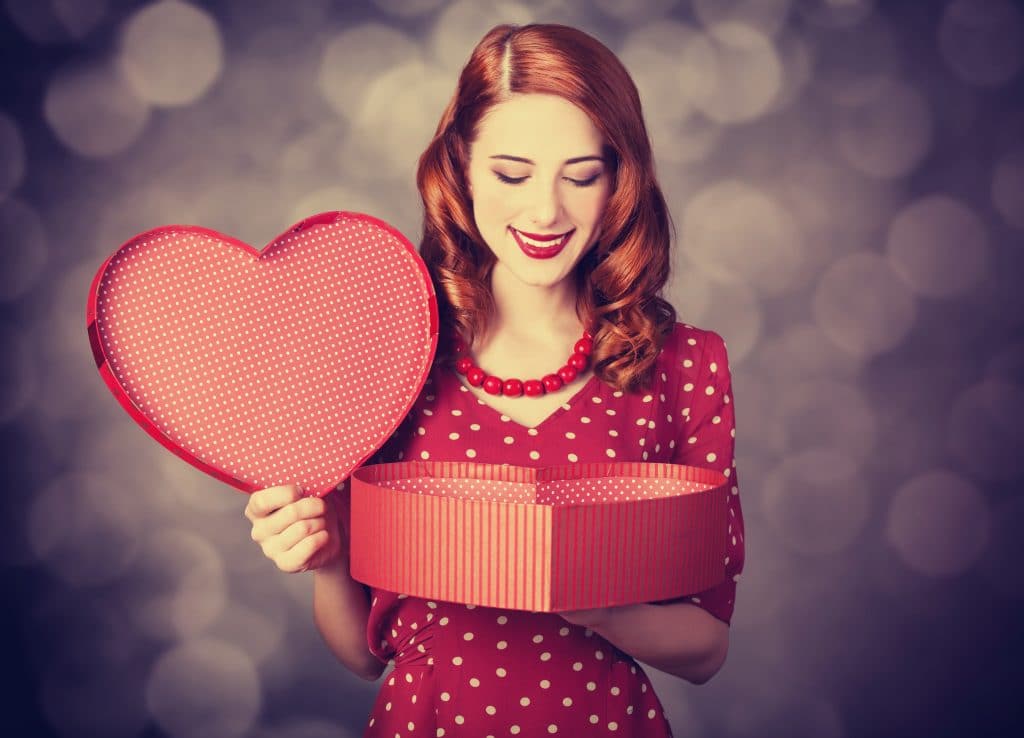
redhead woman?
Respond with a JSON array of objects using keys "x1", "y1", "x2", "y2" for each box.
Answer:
[{"x1": 244, "y1": 22, "x2": 745, "y2": 737}]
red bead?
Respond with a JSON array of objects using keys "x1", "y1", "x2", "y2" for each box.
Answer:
[
  {"x1": 583, "y1": 329, "x2": 593, "y2": 340},
  {"x1": 467, "y1": 367, "x2": 486, "y2": 386},
  {"x1": 567, "y1": 352, "x2": 588, "y2": 371},
  {"x1": 523, "y1": 379, "x2": 545, "y2": 396},
  {"x1": 574, "y1": 337, "x2": 593, "y2": 355},
  {"x1": 503, "y1": 378, "x2": 524, "y2": 397},
  {"x1": 455, "y1": 357, "x2": 473, "y2": 374},
  {"x1": 557, "y1": 365, "x2": 578, "y2": 383},
  {"x1": 542, "y1": 373, "x2": 563, "y2": 392},
  {"x1": 483, "y1": 375, "x2": 503, "y2": 395}
]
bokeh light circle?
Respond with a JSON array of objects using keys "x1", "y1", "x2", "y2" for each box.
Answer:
[
  {"x1": 812, "y1": 252, "x2": 917, "y2": 358},
  {"x1": 886, "y1": 195, "x2": 990, "y2": 298},
  {"x1": 946, "y1": 379, "x2": 1024, "y2": 482},
  {"x1": 43, "y1": 59, "x2": 150, "y2": 158},
  {"x1": 938, "y1": 0, "x2": 1024, "y2": 87},
  {"x1": 834, "y1": 78, "x2": 933, "y2": 179},
  {"x1": 145, "y1": 638, "x2": 262, "y2": 738},
  {"x1": 762, "y1": 448, "x2": 871, "y2": 556},
  {"x1": 885, "y1": 469, "x2": 991, "y2": 577},
  {"x1": 117, "y1": 0, "x2": 224, "y2": 107}
]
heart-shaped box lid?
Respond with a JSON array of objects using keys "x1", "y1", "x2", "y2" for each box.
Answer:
[{"x1": 87, "y1": 211, "x2": 438, "y2": 496}]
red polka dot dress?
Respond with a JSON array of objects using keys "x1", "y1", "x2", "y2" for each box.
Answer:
[{"x1": 359, "y1": 322, "x2": 745, "y2": 737}]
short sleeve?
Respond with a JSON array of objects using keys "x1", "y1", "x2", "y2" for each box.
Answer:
[{"x1": 658, "y1": 329, "x2": 745, "y2": 625}]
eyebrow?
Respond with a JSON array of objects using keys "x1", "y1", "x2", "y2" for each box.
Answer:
[{"x1": 489, "y1": 155, "x2": 605, "y2": 165}]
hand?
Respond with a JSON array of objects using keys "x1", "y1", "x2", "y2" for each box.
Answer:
[
  {"x1": 557, "y1": 606, "x2": 614, "y2": 628},
  {"x1": 244, "y1": 483, "x2": 345, "y2": 573}
]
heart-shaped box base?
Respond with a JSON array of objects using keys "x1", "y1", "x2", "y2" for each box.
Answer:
[{"x1": 349, "y1": 460, "x2": 728, "y2": 612}]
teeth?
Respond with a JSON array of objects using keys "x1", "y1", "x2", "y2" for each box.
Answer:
[{"x1": 515, "y1": 229, "x2": 567, "y2": 248}]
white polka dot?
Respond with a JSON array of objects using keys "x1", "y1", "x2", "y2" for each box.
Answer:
[
  {"x1": 540, "y1": 652, "x2": 551, "y2": 661},
  {"x1": 504, "y1": 436, "x2": 514, "y2": 444},
  {"x1": 532, "y1": 634, "x2": 544, "y2": 644},
  {"x1": 596, "y1": 650, "x2": 605, "y2": 660},
  {"x1": 547, "y1": 725, "x2": 558, "y2": 734},
  {"x1": 710, "y1": 361, "x2": 717, "y2": 372},
  {"x1": 565, "y1": 431, "x2": 576, "y2": 439},
  {"x1": 706, "y1": 452, "x2": 717, "y2": 463},
  {"x1": 568, "y1": 453, "x2": 578, "y2": 462},
  {"x1": 683, "y1": 359, "x2": 693, "y2": 368},
  {"x1": 684, "y1": 383, "x2": 694, "y2": 392},
  {"x1": 466, "y1": 448, "x2": 477, "y2": 458},
  {"x1": 454, "y1": 715, "x2": 464, "y2": 725},
  {"x1": 559, "y1": 627, "x2": 570, "y2": 636},
  {"x1": 441, "y1": 692, "x2": 451, "y2": 701},
  {"x1": 643, "y1": 394, "x2": 653, "y2": 402},
  {"x1": 608, "y1": 721, "x2": 618, "y2": 731},
  {"x1": 520, "y1": 697, "x2": 531, "y2": 706},
  {"x1": 496, "y1": 667, "x2": 507, "y2": 677},
  {"x1": 648, "y1": 709, "x2": 656, "y2": 718},
  {"x1": 485, "y1": 705, "x2": 496, "y2": 715},
  {"x1": 451, "y1": 409, "x2": 462, "y2": 416},
  {"x1": 510, "y1": 727, "x2": 520, "y2": 736},
  {"x1": 420, "y1": 450, "x2": 430, "y2": 459},
  {"x1": 469, "y1": 677, "x2": 480, "y2": 687},
  {"x1": 562, "y1": 697, "x2": 573, "y2": 707},
  {"x1": 463, "y1": 632, "x2": 474, "y2": 642},
  {"x1": 688, "y1": 337, "x2": 697, "y2": 345},
  {"x1": 417, "y1": 426, "x2": 426, "y2": 435},
  {"x1": 589, "y1": 715, "x2": 599, "y2": 724},
  {"x1": 385, "y1": 702, "x2": 391, "y2": 711},
  {"x1": 497, "y1": 615, "x2": 508, "y2": 625},
  {"x1": 439, "y1": 617, "x2": 449, "y2": 625},
  {"x1": 529, "y1": 450, "x2": 540, "y2": 460},
  {"x1": 528, "y1": 428, "x2": 538, "y2": 436},
  {"x1": 580, "y1": 416, "x2": 591, "y2": 423},
  {"x1": 408, "y1": 722, "x2": 415, "y2": 731},
  {"x1": 586, "y1": 681, "x2": 596, "y2": 691},
  {"x1": 540, "y1": 679, "x2": 551, "y2": 689},
  {"x1": 470, "y1": 423, "x2": 480, "y2": 431},
  {"x1": 452, "y1": 656, "x2": 463, "y2": 666},
  {"x1": 448, "y1": 432, "x2": 460, "y2": 440},
  {"x1": 610, "y1": 685, "x2": 620, "y2": 695},
  {"x1": 606, "y1": 448, "x2": 616, "y2": 458},
  {"x1": 497, "y1": 640, "x2": 508, "y2": 650},
  {"x1": 573, "y1": 660, "x2": 584, "y2": 671},
  {"x1": 706, "y1": 385, "x2": 715, "y2": 395}
]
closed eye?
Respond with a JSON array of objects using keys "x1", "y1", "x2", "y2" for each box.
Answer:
[{"x1": 494, "y1": 172, "x2": 601, "y2": 188}]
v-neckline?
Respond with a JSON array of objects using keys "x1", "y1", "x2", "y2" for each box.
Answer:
[{"x1": 444, "y1": 364, "x2": 603, "y2": 433}]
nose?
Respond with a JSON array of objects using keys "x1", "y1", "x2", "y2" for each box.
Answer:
[{"x1": 529, "y1": 178, "x2": 562, "y2": 227}]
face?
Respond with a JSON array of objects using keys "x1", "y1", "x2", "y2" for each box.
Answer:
[{"x1": 465, "y1": 93, "x2": 612, "y2": 288}]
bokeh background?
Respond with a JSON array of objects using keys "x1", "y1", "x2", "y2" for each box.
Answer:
[{"x1": 2, "y1": 0, "x2": 1022, "y2": 736}]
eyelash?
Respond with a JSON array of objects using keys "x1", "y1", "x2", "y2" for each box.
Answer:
[{"x1": 494, "y1": 172, "x2": 601, "y2": 188}]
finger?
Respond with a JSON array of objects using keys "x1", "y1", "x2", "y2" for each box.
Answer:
[
  {"x1": 245, "y1": 483, "x2": 302, "y2": 521},
  {"x1": 252, "y1": 495, "x2": 325, "y2": 542},
  {"x1": 263, "y1": 516, "x2": 327, "y2": 557},
  {"x1": 276, "y1": 529, "x2": 329, "y2": 573}
]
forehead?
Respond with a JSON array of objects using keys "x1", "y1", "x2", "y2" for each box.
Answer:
[{"x1": 472, "y1": 94, "x2": 603, "y2": 158}]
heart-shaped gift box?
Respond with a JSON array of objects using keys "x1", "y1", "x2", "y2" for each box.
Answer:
[
  {"x1": 350, "y1": 459, "x2": 728, "y2": 612},
  {"x1": 86, "y1": 211, "x2": 438, "y2": 496}
]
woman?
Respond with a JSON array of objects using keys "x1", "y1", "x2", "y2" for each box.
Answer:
[{"x1": 245, "y1": 23, "x2": 745, "y2": 737}]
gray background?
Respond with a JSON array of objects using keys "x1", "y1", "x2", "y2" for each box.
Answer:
[{"x1": 1, "y1": 0, "x2": 1022, "y2": 736}]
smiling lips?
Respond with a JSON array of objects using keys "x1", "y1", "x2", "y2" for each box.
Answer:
[{"x1": 510, "y1": 227, "x2": 575, "y2": 259}]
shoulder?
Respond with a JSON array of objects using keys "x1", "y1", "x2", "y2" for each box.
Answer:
[{"x1": 663, "y1": 321, "x2": 729, "y2": 369}]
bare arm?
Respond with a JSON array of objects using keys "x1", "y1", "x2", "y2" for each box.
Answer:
[
  {"x1": 312, "y1": 557, "x2": 388, "y2": 681},
  {"x1": 244, "y1": 480, "x2": 387, "y2": 682}
]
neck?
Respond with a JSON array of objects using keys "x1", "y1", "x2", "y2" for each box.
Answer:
[{"x1": 483, "y1": 262, "x2": 582, "y2": 347}]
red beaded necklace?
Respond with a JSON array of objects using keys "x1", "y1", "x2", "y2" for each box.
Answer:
[{"x1": 452, "y1": 328, "x2": 594, "y2": 397}]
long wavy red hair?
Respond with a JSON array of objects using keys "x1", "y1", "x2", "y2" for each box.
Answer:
[{"x1": 417, "y1": 23, "x2": 677, "y2": 394}]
